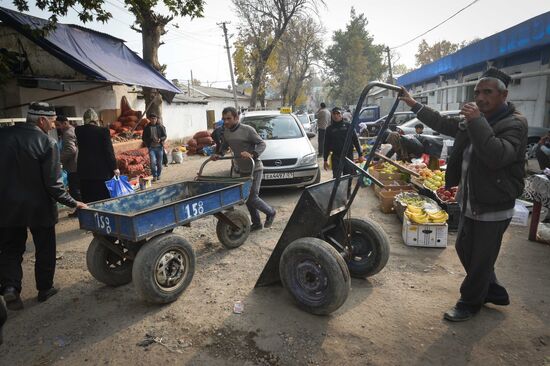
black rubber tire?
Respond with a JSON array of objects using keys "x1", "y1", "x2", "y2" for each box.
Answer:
[
  {"x1": 279, "y1": 237, "x2": 350, "y2": 315},
  {"x1": 216, "y1": 210, "x2": 251, "y2": 249},
  {"x1": 342, "y1": 218, "x2": 390, "y2": 278},
  {"x1": 86, "y1": 237, "x2": 133, "y2": 287},
  {"x1": 132, "y1": 233, "x2": 195, "y2": 304}
]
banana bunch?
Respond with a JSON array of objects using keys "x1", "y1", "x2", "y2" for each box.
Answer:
[
  {"x1": 426, "y1": 210, "x2": 448, "y2": 223},
  {"x1": 405, "y1": 205, "x2": 448, "y2": 224}
]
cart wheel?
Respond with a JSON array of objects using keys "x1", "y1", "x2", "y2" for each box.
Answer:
[
  {"x1": 132, "y1": 233, "x2": 195, "y2": 304},
  {"x1": 216, "y1": 210, "x2": 251, "y2": 249},
  {"x1": 279, "y1": 237, "x2": 350, "y2": 315},
  {"x1": 342, "y1": 218, "x2": 390, "y2": 278},
  {"x1": 86, "y1": 237, "x2": 133, "y2": 287}
]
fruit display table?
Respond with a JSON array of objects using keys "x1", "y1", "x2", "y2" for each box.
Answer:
[{"x1": 523, "y1": 174, "x2": 550, "y2": 241}]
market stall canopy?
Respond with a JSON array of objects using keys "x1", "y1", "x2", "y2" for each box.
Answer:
[{"x1": 0, "y1": 7, "x2": 181, "y2": 101}]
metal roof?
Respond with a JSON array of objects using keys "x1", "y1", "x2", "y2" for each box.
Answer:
[{"x1": 397, "y1": 11, "x2": 550, "y2": 87}]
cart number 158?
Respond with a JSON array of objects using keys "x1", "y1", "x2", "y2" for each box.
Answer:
[
  {"x1": 93, "y1": 212, "x2": 112, "y2": 234},
  {"x1": 185, "y1": 201, "x2": 204, "y2": 218}
]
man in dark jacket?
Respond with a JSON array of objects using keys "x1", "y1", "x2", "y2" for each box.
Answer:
[
  {"x1": 0, "y1": 102, "x2": 86, "y2": 310},
  {"x1": 76, "y1": 109, "x2": 119, "y2": 203},
  {"x1": 323, "y1": 107, "x2": 363, "y2": 178},
  {"x1": 400, "y1": 67, "x2": 528, "y2": 322},
  {"x1": 142, "y1": 113, "x2": 167, "y2": 181}
]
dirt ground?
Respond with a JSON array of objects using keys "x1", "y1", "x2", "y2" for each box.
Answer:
[{"x1": 1, "y1": 147, "x2": 549, "y2": 366}]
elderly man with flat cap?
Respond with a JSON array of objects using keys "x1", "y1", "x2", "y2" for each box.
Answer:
[
  {"x1": 400, "y1": 67, "x2": 528, "y2": 322},
  {"x1": 0, "y1": 102, "x2": 87, "y2": 311}
]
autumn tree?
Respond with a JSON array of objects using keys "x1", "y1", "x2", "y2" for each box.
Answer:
[
  {"x1": 232, "y1": 0, "x2": 321, "y2": 108},
  {"x1": 414, "y1": 39, "x2": 460, "y2": 66},
  {"x1": 324, "y1": 8, "x2": 385, "y2": 107},
  {"x1": 273, "y1": 16, "x2": 323, "y2": 108},
  {"x1": 11, "y1": 0, "x2": 205, "y2": 117}
]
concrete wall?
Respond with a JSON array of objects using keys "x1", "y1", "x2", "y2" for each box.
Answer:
[{"x1": 135, "y1": 99, "x2": 208, "y2": 141}]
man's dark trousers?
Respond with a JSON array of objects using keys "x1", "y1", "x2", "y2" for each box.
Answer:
[
  {"x1": 0, "y1": 227, "x2": 56, "y2": 293},
  {"x1": 317, "y1": 129, "x2": 326, "y2": 157},
  {"x1": 455, "y1": 217, "x2": 511, "y2": 309}
]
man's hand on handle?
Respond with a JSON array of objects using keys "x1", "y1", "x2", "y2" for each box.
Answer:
[
  {"x1": 75, "y1": 201, "x2": 88, "y2": 210},
  {"x1": 240, "y1": 151, "x2": 253, "y2": 159},
  {"x1": 399, "y1": 87, "x2": 417, "y2": 108},
  {"x1": 113, "y1": 169, "x2": 120, "y2": 176}
]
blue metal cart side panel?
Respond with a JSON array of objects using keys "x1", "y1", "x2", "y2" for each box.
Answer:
[
  {"x1": 134, "y1": 206, "x2": 177, "y2": 238},
  {"x1": 79, "y1": 210, "x2": 119, "y2": 237},
  {"x1": 119, "y1": 216, "x2": 134, "y2": 238},
  {"x1": 174, "y1": 191, "x2": 224, "y2": 226},
  {"x1": 222, "y1": 185, "x2": 244, "y2": 206}
]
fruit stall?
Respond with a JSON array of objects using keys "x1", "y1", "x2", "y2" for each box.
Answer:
[{"x1": 364, "y1": 151, "x2": 460, "y2": 248}]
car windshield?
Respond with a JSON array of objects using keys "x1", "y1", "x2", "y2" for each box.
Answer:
[
  {"x1": 296, "y1": 114, "x2": 309, "y2": 125},
  {"x1": 242, "y1": 115, "x2": 303, "y2": 140}
]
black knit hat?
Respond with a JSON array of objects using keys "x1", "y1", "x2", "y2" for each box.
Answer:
[
  {"x1": 331, "y1": 107, "x2": 342, "y2": 113},
  {"x1": 481, "y1": 67, "x2": 512, "y2": 87},
  {"x1": 56, "y1": 115, "x2": 68, "y2": 122}
]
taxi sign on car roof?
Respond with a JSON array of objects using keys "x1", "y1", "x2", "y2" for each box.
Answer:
[{"x1": 280, "y1": 106, "x2": 292, "y2": 114}]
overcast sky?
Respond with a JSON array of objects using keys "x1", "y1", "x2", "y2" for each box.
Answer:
[{"x1": 2, "y1": 0, "x2": 549, "y2": 87}]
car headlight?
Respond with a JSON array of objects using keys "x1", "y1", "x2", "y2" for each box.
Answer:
[{"x1": 299, "y1": 153, "x2": 317, "y2": 166}]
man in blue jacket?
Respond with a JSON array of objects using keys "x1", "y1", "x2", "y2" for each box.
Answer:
[{"x1": 400, "y1": 68, "x2": 527, "y2": 322}]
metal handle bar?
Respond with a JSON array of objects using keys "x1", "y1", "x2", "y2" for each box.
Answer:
[{"x1": 197, "y1": 155, "x2": 256, "y2": 179}]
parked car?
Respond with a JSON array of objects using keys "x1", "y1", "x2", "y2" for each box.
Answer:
[
  {"x1": 308, "y1": 113, "x2": 318, "y2": 133},
  {"x1": 240, "y1": 111, "x2": 320, "y2": 188},
  {"x1": 527, "y1": 126, "x2": 550, "y2": 158},
  {"x1": 396, "y1": 111, "x2": 461, "y2": 140},
  {"x1": 360, "y1": 111, "x2": 417, "y2": 136},
  {"x1": 397, "y1": 110, "x2": 549, "y2": 159},
  {"x1": 295, "y1": 113, "x2": 317, "y2": 138}
]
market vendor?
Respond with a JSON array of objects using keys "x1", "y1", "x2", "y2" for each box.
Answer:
[{"x1": 400, "y1": 67, "x2": 528, "y2": 322}]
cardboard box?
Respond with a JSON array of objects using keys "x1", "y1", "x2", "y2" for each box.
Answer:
[
  {"x1": 373, "y1": 179, "x2": 414, "y2": 195},
  {"x1": 378, "y1": 188, "x2": 415, "y2": 214},
  {"x1": 511, "y1": 202, "x2": 529, "y2": 226},
  {"x1": 402, "y1": 219, "x2": 448, "y2": 248}
]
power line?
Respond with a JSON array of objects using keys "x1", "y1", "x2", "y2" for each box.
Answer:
[{"x1": 390, "y1": 0, "x2": 480, "y2": 50}]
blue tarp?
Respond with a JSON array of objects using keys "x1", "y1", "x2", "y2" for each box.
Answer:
[
  {"x1": 397, "y1": 11, "x2": 550, "y2": 87},
  {"x1": 0, "y1": 7, "x2": 181, "y2": 99}
]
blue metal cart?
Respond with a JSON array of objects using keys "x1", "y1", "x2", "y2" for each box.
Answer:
[{"x1": 78, "y1": 157, "x2": 253, "y2": 304}]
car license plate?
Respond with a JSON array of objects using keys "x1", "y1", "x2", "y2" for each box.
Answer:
[{"x1": 263, "y1": 172, "x2": 294, "y2": 180}]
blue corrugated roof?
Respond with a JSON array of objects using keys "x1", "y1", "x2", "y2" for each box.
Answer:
[
  {"x1": 397, "y1": 11, "x2": 550, "y2": 87},
  {"x1": 0, "y1": 7, "x2": 181, "y2": 99}
]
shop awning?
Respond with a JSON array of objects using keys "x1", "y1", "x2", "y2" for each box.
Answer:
[{"x1": 0, "y1": 7, "x2": 181, "y2": 101}]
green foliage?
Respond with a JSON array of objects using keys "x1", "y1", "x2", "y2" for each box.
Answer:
[
  {"x1": 415, "y1": 39, "x2": 460, "y2": 66},
  {"x1": 324, "y1": 8, "x2": 385, "y2": 106}
]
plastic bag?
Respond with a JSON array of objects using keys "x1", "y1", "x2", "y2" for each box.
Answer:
[
  {"x1": 105, "y1": 175, "x2": 134, "y2": 198},
  {"x1": 61, "y1": 169, "x2": 68, "y2": 188}
]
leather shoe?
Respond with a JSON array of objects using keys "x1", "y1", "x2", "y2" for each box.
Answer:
[
  {"x1": 484, "y1": 296, "x2": 510, "y2": 306},
  {"x1": 2, "y1": 287, "x2": 23, "y2": 310},
  {"x1": 264, "y1": 211, "x2": 276, "y2": 228},
  {"x1": 0, "y1": 296, "x2": 6, "y2": 345},
  {"x1": 444, "y1": 306, "x2": 477, "y2": 322},
  {"x1": 250, "y1": 223, "x2": 263, "y2": 232},
  {"x1": 37, "y1": 287, "x2": 58, "y2": 302}
]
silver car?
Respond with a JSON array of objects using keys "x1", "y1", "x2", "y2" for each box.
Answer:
[
  {"x1": 240, "y1": 111, "x2": 320, "y2": 188},
  {"x1": 396, "y1": 110, "x2": 461, "y2": 139},
  {"x1": 296, "y1": 113, "x2": 317, "y2": 138}
]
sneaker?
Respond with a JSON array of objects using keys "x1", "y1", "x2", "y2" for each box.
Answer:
[
  {"x1": 152, "y1": 177, "x2": 158, "y2": 182},
  {"x1": 2, "y1": 287, "x2": 23, "y2": 310},
  {"x1": 157, "y1": 176, "x2": 161, "y2": 181},
  {"x1": 250, "y1": 223, "x2": 263, "y2": 232},
  {"x1": 37, "y1": 287, "x2": 58, "y2": 302},
  {"x1": 264, "y1": 210, "x2": 276, "y2": 228}
]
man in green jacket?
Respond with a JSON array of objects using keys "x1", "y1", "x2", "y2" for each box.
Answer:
[{"x1": 400, "y1": 67, "x2": 527, "y2": 322}]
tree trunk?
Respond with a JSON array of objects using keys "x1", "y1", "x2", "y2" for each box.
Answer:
[{"x1": 141, "y1": 19, "x2": 166, "y2": 118}]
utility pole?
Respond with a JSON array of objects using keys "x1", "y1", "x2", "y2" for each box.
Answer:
[
  {"x1": 218, "y1": 21, "x2": 239, "y2": 109},
  {"x1": 386, "y1": 47, "x2": 394, "y2": 95}
]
